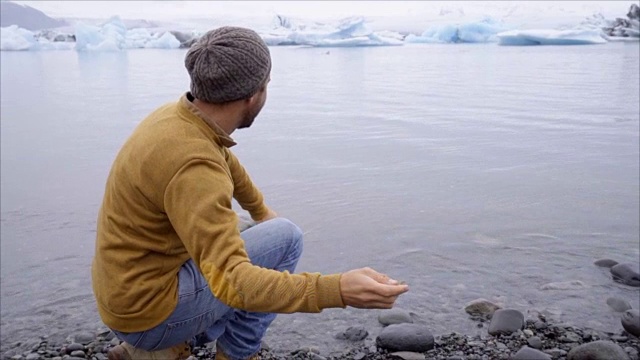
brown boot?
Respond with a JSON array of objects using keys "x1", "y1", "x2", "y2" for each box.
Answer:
[
  {"x1": 215, "y1": 344, "x2": 259, "y2": 360},
  {"x1": 108, "y1": 341, "x2": 191, "y2": 360}
]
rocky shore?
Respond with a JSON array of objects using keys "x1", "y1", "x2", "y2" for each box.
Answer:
[{"x1": 3, "y1": 259, "x2": 639, "y2": 360}]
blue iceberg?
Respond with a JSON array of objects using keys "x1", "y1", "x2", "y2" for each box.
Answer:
[
  {"x1": 497, "y1": 28, "x2": 607, "y2": 46},
  {"x1": 75, "y1": 16, "x2": 180, "y2": 51},
  {"x1": 260, "y1": 16, "x2": 403, "y2": 47},
  {"x1": 1, "y1": 25, "x2": 75, "y2": 51},
  {"x1": 405, "y1": 18, "x2": 508, "y2": 43}
]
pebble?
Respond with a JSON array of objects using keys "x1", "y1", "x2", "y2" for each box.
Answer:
[
  {"x1": 65, "y1": 343, "x2": 84, "y2": 353},
  {"x1": 528, "y1": 336, "x2": 543, "y2": 349},
  {"x1": 567, "y1": 340, "x2": 630, "y2": 360},
  {"x1": 610, "y1": 263, "x2": 640, "y2": 287},
  {"x1": 594, "y1": 259, "x2": 619, "y2": 268},
  {"x1": 512, "y1": 346, "x2": 552, "y2": 360},
  {"x1": 523, "y1": 329, "x2": 534, "y2": 337},
  {"x1": 72, "y1": 332, "x2": 95, "y2": 345},
  {"x1": 622, "y1": 310, "x2": 640, "y2": 337},
  {"x1": 376, "y1": 324, "x2": 434, "y2": 352},
  {"x1": 378, "y1": 308, "x2": 413, "y2": 326},
  {"x1": 25, "y1": 354, "x2": 39, "y2": 360},
  {"x1": 607, "y1": 297, "x2": 633, "y2": 312},
  {"x1": 488, "y1": 309, "x2": 525, "y2": 335},
  {"x1": 464, "y1": 298, "x2": 501, "y2": 317},
  {"x1": 389, "y1": 351, "x2": 426, "y2": 360},
  {"x1": 335, "y1": 325, "x2": 368, "y2": 341}
]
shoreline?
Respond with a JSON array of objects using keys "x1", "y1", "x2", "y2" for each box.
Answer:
[{"x1": 3, "y1": 310, "x2": 638, "y2": 360}]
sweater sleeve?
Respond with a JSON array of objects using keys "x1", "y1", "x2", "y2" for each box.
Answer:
[
  {"x1": 224, "y1": 149, "x2": 269, "y2": 221},
  {"x1": 164, "y1": 158, "x2": 345, "y2": 313}
]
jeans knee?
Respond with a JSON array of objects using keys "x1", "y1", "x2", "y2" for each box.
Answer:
[{"x1": 274, "y1": 217, "x2": 303, "y2": 259}]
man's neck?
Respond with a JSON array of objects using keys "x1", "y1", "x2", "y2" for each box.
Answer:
[{"x1": 192, "y1": 98, "x2": 239, "y2": 135}]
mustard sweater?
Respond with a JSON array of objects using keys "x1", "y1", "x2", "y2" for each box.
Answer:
[{"x1": 92, "y1": 93, "x2": 344, "y2": 332}]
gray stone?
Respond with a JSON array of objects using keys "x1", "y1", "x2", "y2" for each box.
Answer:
[
  {"x1": 70, "y1": 350, "x2": 85, "y2": 357},
  {"x1": 523, "y1": 329, "x2": 534, "y2": 337},
  {"x1": 567, "y1": 340, "x2": 630, "y2": 360},
  {"x1": 594, "y1": 259, "x2": 619, "y2": 268},
  {"x1": 65, "y1": 343, "x2": 84, "y2": 353},
  {"x1": 353, "y1": 353, "x2": 366, "y2": 360},
  {"x1": 611, "y1": 263, "x2": 640, "y2": 287},
  {"x1": 73, "y1": 332, "x2": 95, "y2": 344},
  {"x1": 378, "y1": 308, "x2": 414, "y2": 326},
  {"x1": 488, "y1": 309, "x2": 525, "y2": 335},
  {"x1": 528, "y1": 336, "x2": 543, "y2": 349},
  {"x1": 95, "y1": 354, "x2": 107, "y2": 360},
  {"x1": 25, "y1": 354, "x2": 39, "y2": 360},
  {"x1": 608, "y1": 297, "x2": 633, "y2": 312},
  {"x1": 625, "y1": 347, "x2": 639, "y2": 360},
  {"x1": 335, "y1": 325, "x2": 368, "y2": 341},
  {"x1": 389, "y1": 351, "x2": 426, "y2": 360},
  {"x1": 561, "y1": 332, "x2": 582, "y2": 343},
  {"x1": 376, "y1": 324, "x2": 435, "y2": 352},
  {"x1": 622, "y1": 310, "x2": 640, "y2": 337},
  {"x1": 512, "y1": 346, "x2": 552, "y2": 360},
  {"x1": 110, "y1": 338, "x2": 121, "y2": 346},
  {"x1": 464, "y1": 298, "x2": 501, "y2": 317}
]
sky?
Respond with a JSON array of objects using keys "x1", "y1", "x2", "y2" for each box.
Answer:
[{"x1": 12, "y1": 1, "x2": 637, "y2": 22}]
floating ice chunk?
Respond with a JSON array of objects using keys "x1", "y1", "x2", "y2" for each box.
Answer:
[
  {"x1": 260, "y1": 15, "x2": 403, "y2": 47},
  {"x1": 406, "y1": 18, "x2": 508, "y2": 43},
  {"x1": 75, "y1": 16, "x2": 127, "y2": 51},
  {"x1": 145, "y1": 32, "x2": 180, "y2": 49},
  {"x1": 497, "y1": 28, "x2": 607, "y2": 45},
  {"x1": 1, "y1": 25, "x2": 38, "y2": 50}
]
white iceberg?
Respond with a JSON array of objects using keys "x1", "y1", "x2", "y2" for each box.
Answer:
[
  {"x1": 259, "y1": 15, "x2": 403, "y2": 47},
  {"x1": 1, "y1": 25, "x2": 75, "y2": 51},
  {"x1": 75, "y1": 16, "x2": 180, "y2": 51},
  {"x1": 497, "y1": 28, "x2": 607, "y2": 45},
  {"x1": 406, "y1": 18, "x2": 508, "y2": 43}
]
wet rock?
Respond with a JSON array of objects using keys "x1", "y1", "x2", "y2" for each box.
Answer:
[
  {"x1": 464, "y1": 298, "x2": 501, "y2": 317},
  {"x1": 540, "y1": 280, "x2": 588, "y2": 290},
  {"x1": 488, "y1": 309, "x2": 525, "y2": 335},
  {"x1": 528, "y1": 336, "x2": 543, "y2": 349},
  {"x1": 622, "y1": 310, "x2": 640, "y2": 337},
  {"x1": 567, "y1": 340, "x2": 630, "y2": 360},
  {"x1": 378, "y1": 308, "x2": 413, "y2": 326},
  {"x1": 65, "y1": 343, "x2": 84, "y2": 353},
  {"x1": 335, "y1": 325, "x2": 368, "y2": 341},
  {"x1": 608, "y1": 297, "x2": 633, "y2": 312},
  {"x1": 72, "y1": 332, "x2": 95, "y2": 345},
  {"x1": 611, "y1": 263, "x2": 640, "y2": 287},
  {"x1": 389, "y1": 351, "x2": 425, "y2": 360},
  {"x1": 512, "y1": 346, "x2": 551, "y2": 360},
  {"x1": 594, "y1": 259, "x2": 619, "y2": 268},
  {"x1": 25, "y1": 354, "x2": 39, "y2": 360},
  {"x1": 376, "y1": 324, "x2": 434, "y2": 352},
  {"x1": 626, "y1": 347, "x2": 639, "y2": 360},
  {"x1": 561, "y1": 332, "x2": 582, "y2": 343},
  {"x1": 70, "y1": 350, "x2": 85, "y2": 357}
]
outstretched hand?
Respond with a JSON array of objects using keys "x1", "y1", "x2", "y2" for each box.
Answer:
[{"x1": 339, "y1": 267, "x2": 409, "y2": 309}]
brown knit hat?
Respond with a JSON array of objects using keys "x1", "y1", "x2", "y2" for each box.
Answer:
[{"x1": 185, "y1": 26, "x2": 271, "y2": 103}]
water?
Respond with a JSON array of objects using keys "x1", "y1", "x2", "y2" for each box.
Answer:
[{"x1": 1, "y1": 44, "x2": 639, "y2": 356}]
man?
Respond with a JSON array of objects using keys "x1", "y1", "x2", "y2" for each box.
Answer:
[{"x1": 93, "y1": 26, "x2": 409, "y2": 360}]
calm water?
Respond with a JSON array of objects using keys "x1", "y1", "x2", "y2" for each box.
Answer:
[{"x1": 1, "y1": 44, "x2": 639, "y2": 356}]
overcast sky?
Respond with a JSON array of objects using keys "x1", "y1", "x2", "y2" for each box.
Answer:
[{"x1": 12, "y1": 1, "x2": 636, "y2": 22}]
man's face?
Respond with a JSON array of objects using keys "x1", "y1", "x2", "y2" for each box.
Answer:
[{"x1": 239, "y1": 79, "x2": 269, "y2": 129}]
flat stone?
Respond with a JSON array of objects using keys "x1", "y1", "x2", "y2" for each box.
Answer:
[
  {"x1": 25, "y1": 354, "x2": 39, "y2": 360},
  {"x1": 528, "y1": 336, "x2": 543, "y2": 349},
  {"x1": 464, "y1": 298, "x2": 501, "y2": 317},
  {"x1": 622, "y1": 310, "x2": 640, "y2": 337},
  {"x1": 335, "y1": 325, "x2": 368, "y2": 341},
  {"x1": 70, "y1": 350, "x2": 85, "y2": 357},
  {"x1": 488, "y1": 309, "x2": 525, "y2": 336},
  {"x1": 389, "y1": 351, "x2": 426, "y2": 360},
  {"x1": 72, "y1": 332, "x2": 95, "y2": 344},
  {"x1": 561, "y1": 332, "x2": 582, "y2": 343},
  {"x1": 594, "y1": 259, "x2": 619, "y2": 268},
  {"x1": 611, "y1": 263, "x2": 640, "y2": 287},
  {"x1": 567, "y1": 340, "x2": 630, "y2": 360},
  {"x1": 65, "y1": 343, "x2": 84, "y2": 353},
  {"x1": 378, "y1": 308, "x2": 413, "y2": 326},
  {"x1": 512, "y1": 346, "x2": 552, "y2": 360},
  {"x1": 607, "y1": 297, "x2": 633, "y2": 312},
  {"x1": 376, "y1": 324, "x2": 434, "y2": 352}
]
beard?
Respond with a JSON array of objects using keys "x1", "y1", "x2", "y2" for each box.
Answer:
[{"x1": 238, "y1": 110, "x2": 256, "y2": 129}]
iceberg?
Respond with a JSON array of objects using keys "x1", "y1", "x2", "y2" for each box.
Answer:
[
  {"x1": 406, "y1": 18, "x2": 509, "y2": 43},
  {"x1": 75, "y1": 16, "x2": 180, "y2": 51},
  {"x1": 1, "y1": 25, "x2": 74, "y2": 51},
  {"x1": 497, "y1": 28, "x2": 607, "y2": 46},
  {"x1": 259, "y1": 15, "x2": 403, "y2": 47}
]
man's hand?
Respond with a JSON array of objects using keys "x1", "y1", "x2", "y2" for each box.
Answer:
[
  {"x1": 339, "y1": 267, "x2": 409, "y2": 309},
  {"x1": 255, "y1": 207, "x2": 278, "y2": 223}
]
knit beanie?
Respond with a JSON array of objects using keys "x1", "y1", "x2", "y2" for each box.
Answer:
[{"x1": 185, "y1": 26, "x2": 271, "y2": 103}]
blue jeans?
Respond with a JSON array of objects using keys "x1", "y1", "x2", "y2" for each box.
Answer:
[{"x1": 112, "y1": 218, "x2": 303, "y2": 360}]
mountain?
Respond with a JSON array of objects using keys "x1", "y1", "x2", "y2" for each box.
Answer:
[{"x1": 1, "y1": 1, "x2": 67, "y2": 30}]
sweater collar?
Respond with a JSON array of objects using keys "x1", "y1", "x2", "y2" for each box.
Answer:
[{"x1": 178, "y1": 92, "x2": 237, "y2": 148}]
